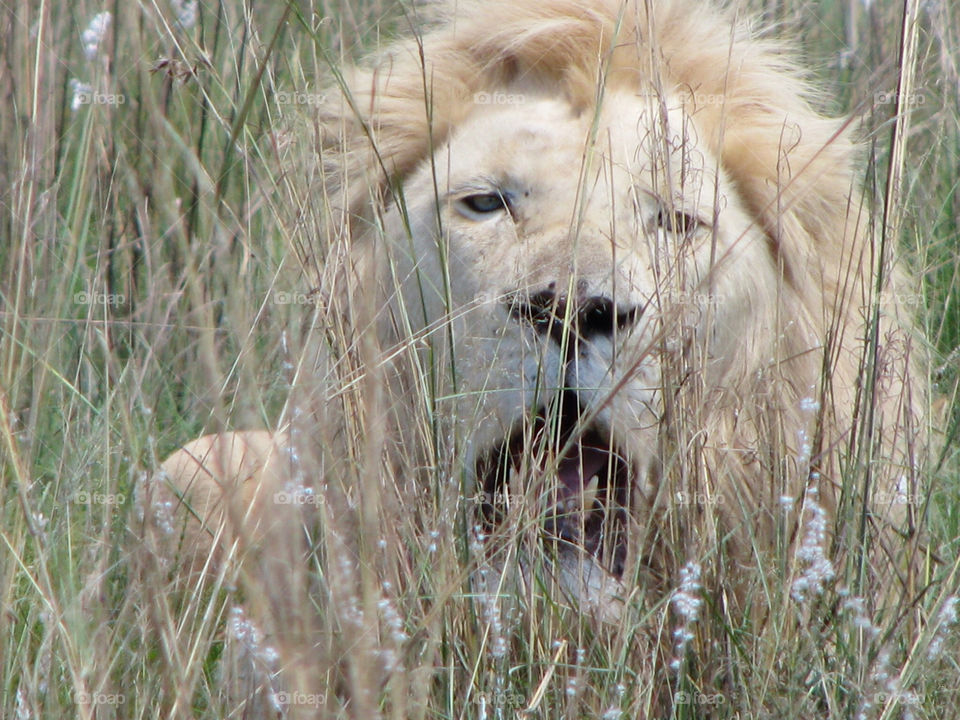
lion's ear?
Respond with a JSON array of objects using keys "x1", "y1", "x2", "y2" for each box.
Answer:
[
  {"x1": 637, "y1": 2, "x2": 866, "y2": 325},
  {"x1": 313, "y1": 0, "x2": 615, "y2": 232},
  {"x1": 716, "y1": 101, "x2": 864, "y2": 327},
  {"x1": 317, "y1": 49, "x2": 479, "y2": 232}
]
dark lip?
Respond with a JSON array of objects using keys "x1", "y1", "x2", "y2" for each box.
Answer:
[{"x1": 475, "y1": 390, "x2": 631, "y2": 576}]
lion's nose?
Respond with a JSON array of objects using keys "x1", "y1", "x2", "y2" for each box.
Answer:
[{"x1": 505, "y1": 289, "x2": 641, "y2": 342}]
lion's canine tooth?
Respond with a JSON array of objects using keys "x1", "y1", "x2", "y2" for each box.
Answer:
[
  {"x1": 506, "y1": 465, "x2": 521, "y2": 508},
  {"x1": 582, "y1": 474, "x2": 600, "y2": 509}
]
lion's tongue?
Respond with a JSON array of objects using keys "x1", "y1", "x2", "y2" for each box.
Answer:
[{"x1": 556, "y1": 444, "x2": 608, "y2": 495}]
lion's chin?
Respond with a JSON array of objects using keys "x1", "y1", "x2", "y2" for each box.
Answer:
[{"x1": 475, "y1": 391, "x2": 632, "y2": 577}]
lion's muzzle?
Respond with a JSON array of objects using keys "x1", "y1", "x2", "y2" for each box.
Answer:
[{"x1": 505, "y1": 287, "x2": 642, "y2": 354}]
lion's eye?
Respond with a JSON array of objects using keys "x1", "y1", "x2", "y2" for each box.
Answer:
[
  {"x1": 459, "y1": 193, "x2": 509, "y2": 215},
  {"x1": 656, "y1": 207, "x2": 702, "y2": 236}
]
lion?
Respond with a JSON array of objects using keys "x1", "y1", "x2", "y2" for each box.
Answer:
[{"x1": 140, "y1": 0, "x2": 927, "y2": 670}]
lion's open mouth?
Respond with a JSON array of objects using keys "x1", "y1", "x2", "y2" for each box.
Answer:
[{"x1": 475, "y1": 392, "x2": 631, "y2": 576}]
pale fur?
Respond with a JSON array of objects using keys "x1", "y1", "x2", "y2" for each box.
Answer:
[{"x1": 143, "y1": 0, "x2": 925, "y2": 622}]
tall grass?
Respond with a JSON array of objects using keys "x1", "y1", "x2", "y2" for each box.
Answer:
[{"x1": 1, "y1": 0, "x2": 958, "y2": 718}]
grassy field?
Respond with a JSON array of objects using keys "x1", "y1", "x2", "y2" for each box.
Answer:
[{"x1": 2, "y1": 0, "x2": 959, "y2": 718}]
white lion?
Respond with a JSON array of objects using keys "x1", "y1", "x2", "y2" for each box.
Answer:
[{"x1": 140, "y1": 0, "x2": 926, "y2": 627}]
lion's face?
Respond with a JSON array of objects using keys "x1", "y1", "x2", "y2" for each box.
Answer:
[{"x1": 381, "y1": 92, "x2": 784, "y2": 571}]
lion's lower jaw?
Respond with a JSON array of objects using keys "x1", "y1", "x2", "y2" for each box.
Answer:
[
  {"x1": 554, "y1": 549, "x2": 630, "y2": 622},
  {"x1": 473, "y1": 544, "x2": 629, "y2": 624}
]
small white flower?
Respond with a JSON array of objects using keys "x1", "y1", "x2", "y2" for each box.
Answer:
[
  {"x1": 482, "y1": 592, "x2": 506, "y2": 658},
  {"x1": 69, "y1": 79, "x2": 93, "y2": 112},
  {"x1": 377, "y1": 596, "x2": 408, "y2": 644},
  {"x1": 842, "y1": 596, "x2": 879, "y2": 636},
  {"x1": 170, "y1": 0, "x2": 198, "y2": 29},
  {"x1": 227, "y1": 605, "x2": 278, "y2": 668},
  {"x1": 469, "y1": 525, "x2": 487, "y2": 553},
  {"x1": 377, "y1": 648, "x2": 399, "y2": 673},
  {"x1": 15, "y1": 685, "x2": 29, "y2": 720},
  {"x1": 672, "y1": 561, "x2": 703, "y2": 623},
  {"x1": 894, "y1": 475, "x2": 911, "y2": 506},
  {"x1": 81, "y1": 12, "x2": 111, "y2": 59},
  {"x1": 227, "y1": 605, "x2": 260, "y2": 645},
  {"x1": 796, "y1": 428, "x2": 812, "y2": 467},
  {"x1": 939, "y1": 596, "x2": 959, "y2": 624},
  {"x1": 670, "y1": 561, "x2": 703, "y2": 669},
  {"x1": 799, "y1": 396, "x2": 820, "y2": 413},
  {"x1": 927, "y1": 595, "x2": 959, "y2": 659},
  {"x1": 267, "y1": 692, "x2": 283, "y2": 712},
  {"x1": 791, "y1": 486, "x2": 835, "y2": 603}
]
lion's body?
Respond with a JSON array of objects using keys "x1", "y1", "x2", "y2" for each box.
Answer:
[{"x1": 143, "y1": 0, "x2": 926, "y2": 666}]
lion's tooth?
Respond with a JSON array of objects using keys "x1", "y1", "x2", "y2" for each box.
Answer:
[
  {"x1": 582, "y1": 474, "x2": 600, "y2": 509},
  {"x1": 507, "y1": 465, "x2": 521, "y2": 509}
]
